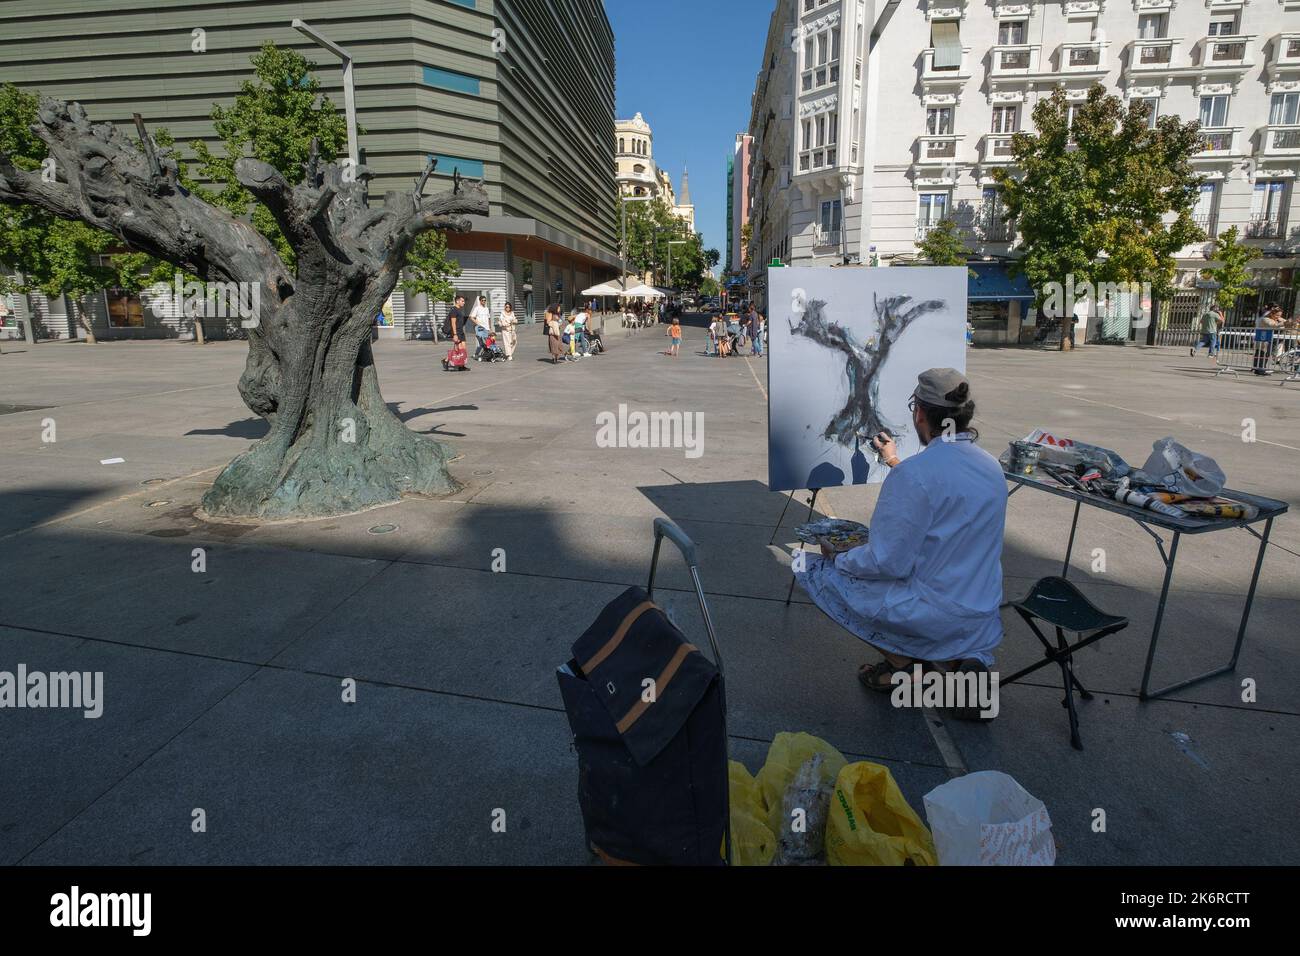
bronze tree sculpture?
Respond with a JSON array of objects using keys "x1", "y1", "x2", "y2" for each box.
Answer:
[{"x1": 0, "y1": 99, "x2": 488, "y2": 519}]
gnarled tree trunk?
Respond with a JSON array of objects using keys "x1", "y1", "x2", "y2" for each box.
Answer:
[{"x1": 0, "y1": 99, "x2": 488, "y2": 520}]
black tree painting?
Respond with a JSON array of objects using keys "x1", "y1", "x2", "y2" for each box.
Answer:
[
  {"x1": 0, "y1": 99, "x2": 488, "y2": 520},
  {"x1": 789, "y1": 292, "x2": 947, "y2": 446}
]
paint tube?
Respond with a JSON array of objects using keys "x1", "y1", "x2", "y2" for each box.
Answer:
[
  {"x1": 1113, "y1": 478, "x2": 1188, "y2": 518},
  {"x1": 1177, "y1": 502, "x2": 1259, "y2": 521}
]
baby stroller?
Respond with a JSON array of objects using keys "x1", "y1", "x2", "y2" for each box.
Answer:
[
  {"x1": 442, "y1": 341, "x2": 468, "y2": 372},
  {"x1": 475, "y1": 332, "x2": 508, "y2": 363},
  {"x1": 585, "y1": 326, "x2": 606, "y2": 355}
]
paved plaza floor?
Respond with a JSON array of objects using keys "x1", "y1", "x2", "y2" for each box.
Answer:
[{"x1": 1, "y1": 321, "x2": 1296, "y2": 865}]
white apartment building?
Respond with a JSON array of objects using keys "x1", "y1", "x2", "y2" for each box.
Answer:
[
  {"x1": 615, "y1": 112, "x2": 695, "y2": 230},
  {"x1": 746, "y1": 0, "x2": 1300, "y2": 341}
]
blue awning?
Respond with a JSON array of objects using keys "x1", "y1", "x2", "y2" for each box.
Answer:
[{"x1": 968, "y1": 262, "x2": 1035, "y2": 301}]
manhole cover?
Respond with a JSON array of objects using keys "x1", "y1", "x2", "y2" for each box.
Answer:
[
  {"x1": 472, "y1": 469, "x2": 495, "y2": 477},
  {"x1": 518, "y1": 436, "x2": 533, "y2": 440},
  {"x1": 144, "y1": 500, "x2": 171, "y2": 508},
  {"x1": 140, "y1": 478, "x2": 167, "y2": 486},
  {"x1": 368, "y1": 524, "x2": 399, "y2": 535}
]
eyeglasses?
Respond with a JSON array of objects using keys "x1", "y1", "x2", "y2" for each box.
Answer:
[{"x1": 907, "y1": 397, "x2": 918, "y2": 413}]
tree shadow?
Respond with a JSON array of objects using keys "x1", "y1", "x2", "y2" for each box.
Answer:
[{"x1": 185, "y1": 418, "x2": 270, "y2": 439}]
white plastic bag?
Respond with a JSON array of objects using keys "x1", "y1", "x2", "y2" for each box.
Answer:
[
  {"x1": 922, "y1": 771, "x2": 1056, "y2": 866},
  {"x1": 1141, "y1": 437, "x2": 1226, "y2": 497}
]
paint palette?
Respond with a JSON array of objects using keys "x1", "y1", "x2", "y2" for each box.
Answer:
[{"x1": 794, "y1": 518, "x2": 869, "y2": 552}]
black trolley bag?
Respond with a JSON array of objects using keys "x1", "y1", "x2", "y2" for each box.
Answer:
[{"x1": 557, "y1": 519, "x2": 731, "y2": 865}]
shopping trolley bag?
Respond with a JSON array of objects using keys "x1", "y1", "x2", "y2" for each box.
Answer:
[{"x1": 557, "y1": 523, "x2": 728, "y2": 865}]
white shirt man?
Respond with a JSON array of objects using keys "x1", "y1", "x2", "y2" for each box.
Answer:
[{"x1": 795, "y1": 369, "x2": 1007, "y2": 686}]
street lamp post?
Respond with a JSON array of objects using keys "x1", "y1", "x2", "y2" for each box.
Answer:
[{"x1": 291, "y1": 18, "x2": 359, "y2": 168}]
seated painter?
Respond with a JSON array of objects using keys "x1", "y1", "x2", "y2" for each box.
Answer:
[{"x1": 794, "y1": 368, "x2": 1007, "y2": 693}]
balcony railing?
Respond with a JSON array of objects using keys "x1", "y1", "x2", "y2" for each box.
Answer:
[
  {"x1": 978, "y1": 217, "x2": 1014, "y2": 242},
  {"x1": 813, "y1": 227, "x2": 842, "y2": 247},
  {"x1": 1199, "y1": 34, "x2": 1256, "y2": 69},
  {"x1": 917, "y1": 134, "x2": 962, "y2": 163},
  {"x1": 915, "y1": 219, "x2": 959, "y2": 241},
  {"x1": 1244, "y1": 215, "x2": 1287, "y2": 239},
  {"x1": 990, "y1": 44, "x2": 1041, "y2": 75},
  {"x1": 1195, "y1": 127, "x2": 1240, "y2": 154},
  {"x1": 1264, "y1": 125, "x2": 1300, "y2": 154},
  {"x1": 1130, "y1": 38, "x2": 1182, "y2": 70},
  {"x1": 1060, "y1": 41, "x2": 1108, "y2": 72},
  {"x1": 982, "y1": 133, "x2": 1016, "y2": 163},
  {"x1": 1192, "y1": 212, "x2": 1219, "y2": 237}
]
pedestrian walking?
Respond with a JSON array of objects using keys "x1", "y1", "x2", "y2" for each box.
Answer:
[
  {"x1": 470, "y1": 295, "x2": 493, "y2": 360},
  {"x1": 546, "y1": 306, "x2": 565, "y2": 364},
  {"x1": 752, "y1": 312, "x2": 765, "y2": 356},
  {"x1": 498, "y1": 302, "x2": 518, "y2": 361},
  {"x1": 1191, "y1": 303, "x2": 1224, "y2": 361},
  {"x1": 667, "y1": 316, "x2": 682, "y2": 357}
]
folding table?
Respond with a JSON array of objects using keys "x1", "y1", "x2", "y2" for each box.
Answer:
[{"x1": 1004, "y1": 469, "x2": 1288, "y2": 700}]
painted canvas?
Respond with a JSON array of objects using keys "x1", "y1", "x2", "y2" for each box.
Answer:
[{"x1": 767, "y1": 266, "x2": 968, "y2": 492}]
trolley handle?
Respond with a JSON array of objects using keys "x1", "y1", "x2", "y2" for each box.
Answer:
[
  {"x1": 647, "y1": 517, "x2": 732, "y2": 867},
  {"x1": 647, "y1": 518, "x2": 723, "y2": 680}
]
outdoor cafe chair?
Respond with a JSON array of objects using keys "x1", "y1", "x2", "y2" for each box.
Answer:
[{"x1": 1003, "y1": 576, "x2": 1129, "y2": 751}]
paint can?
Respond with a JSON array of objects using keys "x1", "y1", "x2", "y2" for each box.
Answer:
[{"x1": 1008, "y1": 440, "x2": 1041, "y2": 476}]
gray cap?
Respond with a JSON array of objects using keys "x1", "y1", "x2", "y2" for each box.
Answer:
[{"x1": 913, "y1": 367, "x2": 972, "y2": 408}]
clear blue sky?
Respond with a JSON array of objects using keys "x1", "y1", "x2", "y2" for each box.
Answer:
[{"x1": 605, "y1": 0, "x2": 773, "y2": 275}]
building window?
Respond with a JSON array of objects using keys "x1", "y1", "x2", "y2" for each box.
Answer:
[
  {"x1": 1249, "y1": 180, "x2": 1289, "y2": 237},
  {"x1": 1199, "y1": 94, "x2": 1229, "y2": 128},
  {"x1": 1136, "y1": 97, "x2": 1159, "y2": 129},
  {"x1": 820, "y1": 199, "x2": 842, "y2": 239},
  {"x1": 1207, "y1": 16, "x2": 1238, "y2": 37},
  {"x1": 1270, "y1": 92, "x2": 1300, "y2": 126},
  {"x1": 1137, "y1": 14, "x2": 1167, "y2": 39},
  {"x1": 931, "y1": 20, "x2": 962, "y2": 70},
  {"x1": 998, "y1": 20, "x2": 1026, "y2": 45},
  {"x1": 917, "y1": 192, "x2": 949, "y2": 237},
  {"x1": 106, "y1": 290, "x2": 144, "y2": 328},
  {"x1": 927, "y1": 106, "x2": 954, "y2": 135},
  {"x1": 430, "y1": 154, "x2": 485, "y2": 180},
  {"x1": 991, "y1": 105, "x2": 1018, "y2": 133},
  {"x1": 618, "y1": 137, "x2": 625, "y2": 153},
  {"x1": 422, "y1": 66, "x2": 480, "y2": 96},
  {"x1": 1193, "y1": 182, "x2": 1218, "y2": 235},
  {"x1": 980, "y1": 187, "x2": 1011, "y2": 241}
]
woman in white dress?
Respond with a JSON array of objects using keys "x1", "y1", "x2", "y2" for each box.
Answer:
[{"x1": 498, "y1": 302, "x2": 519, "y2": 360}]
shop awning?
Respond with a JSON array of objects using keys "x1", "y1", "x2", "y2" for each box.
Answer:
[{"x1": 968, "y1": 262, "x2": 1035, "y2": 302}]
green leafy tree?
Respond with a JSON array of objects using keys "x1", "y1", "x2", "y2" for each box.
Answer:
[
  {"x1": 707, "y1": 246, "x2": 722, "y2": 272},
  {"x1": 1200, "y1": 226, "x2": 1253, "y2": 311},
  {"x1": 190, "y1": 42, "x2": 351, "y2": 267},
  {"x1": 699, "y1": 274, "x2": 720, "y2": 298},
  {"x1": 0, "y1": 83, "x2": 117, "y2": 342},
  {"x1": 993, "y1": 85, "x2": 1204, "y2": 324},
  {"x1": 916, "y1": 218, "x2": 967, "y2": 266},
  {"x1": 400, "y1": 229, "x2": 463, "y2": 310}
]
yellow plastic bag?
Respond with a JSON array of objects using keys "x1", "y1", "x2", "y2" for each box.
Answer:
[
  {"x1": 728, "y1": 760, "x2": 777, "y2": 866},
  {"x1": 755, "y1": 732, "x2": 847, "y2": 836},
  {"x1": 825, "y1": 761, "x2": 938, "y2": 866}
]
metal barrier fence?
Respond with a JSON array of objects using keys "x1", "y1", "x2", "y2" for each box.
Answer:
[
  {"x1": 1156, "y1": 287, "x2": 1297, "y2": 347},
  {"x1": 1212, "y1": 327, "x2": 1300, "y2": 379}
]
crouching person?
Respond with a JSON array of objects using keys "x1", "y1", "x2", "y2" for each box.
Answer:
[{"x1": 794, "y1": 368, "x2": 1006, "y2": 704}]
